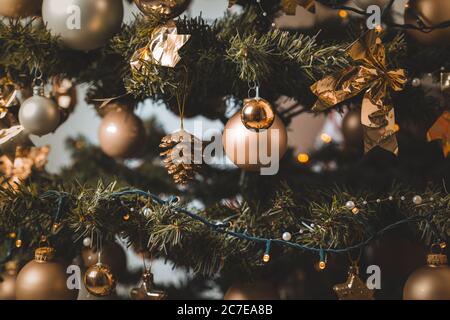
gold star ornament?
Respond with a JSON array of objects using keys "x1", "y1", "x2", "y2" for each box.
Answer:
[
  {"x1": 130, "y1": 270, "x2": 167, "y2": 300},
  {"x1": 333, "y1": 265, "x2": 374, "y2": 300}
]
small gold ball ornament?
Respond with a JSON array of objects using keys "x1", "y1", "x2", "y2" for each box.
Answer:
[
  {"x1": 134, "y1": 0, "x2": 192, "y2": 19},
  {"x1": 404, "y1": 0, "x2": 450, "y2": 45},
  {"x1": 81, "y1": 242, "x2": 127, "y2": 278},
  {"x1": 98, "y1": 106, "x2": 146, "y2": 159},
  {"x1": 223, "y1": 113, "x2": 288, "y2": 172},
  {"x1": 16, "y1": 247, "x2": 78, "y2": 300},
  {"x1": 403, "y1": 253, "x2": 450, "y2": 300},
  {"x1": 241, "y1": 98, "x2": 275, "y2": 130},
  {"x1": 0, "y1": 0, "x2": 42, "y2": 17},
  {"x1": 0, "y1": 261, "x2": 18, "y2": 300},
  {"x1": 84, "y1": 263, "x2": 116, "y2": 297}
]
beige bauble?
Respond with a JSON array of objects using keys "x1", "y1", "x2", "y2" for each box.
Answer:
[
  {"x1": 342, "y1": 109, "x2": 364, "y2": 150},
  {"x1": 224, "y1": 282, "x2": 280, "y2": 300},
  {"x1": 223, "y1": 113, "x2": 288, "y2": 172},
  {"x1": 134, "y1": 0, "x2": 191, "y2": 19},
  {"x1": 0, "y1": 0, "x2": 41, "y2": 17},
  {"x1": 98, "y1": 107, "x2": 146, "y2": 159},
  {"x1": 42, "y1": 0, "x2": 124, "y2": 51},
  {"x1": 353, "y1": 0, "x2": 390, "y2": 10},
  {"x1": 16, "y1": 247, "x2": 78, "y2": 300},
  {"x1": 81, "y1": 242, "x2": 127, "y2": 278},
  {"x1": 0, "y1": 261, "x2": 18, "y2": 300},
  {"x1": 403, "y1": 254, "x2": 450, "y2": 300},
  {"x1": 404, "y1": 0, "x2": 450, "y2": 45}
]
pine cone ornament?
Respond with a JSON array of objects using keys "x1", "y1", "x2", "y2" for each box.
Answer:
[{"x1": 159, "y1": 129, "x2": 202, "y2": 185}]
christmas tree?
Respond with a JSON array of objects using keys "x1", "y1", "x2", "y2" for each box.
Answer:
[{"x1": 0, "y1": 0, "x2": 449, "y2": 301}]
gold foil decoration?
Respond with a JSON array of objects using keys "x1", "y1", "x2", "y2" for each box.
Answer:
[
  {"x1": 130, "y1": 23, "x2": 191, "y2": 70},
  {"x1": 311, "y1": 30, "x2": 406, "y2": 155},
  {"x1": 0, "y1": 78, "x2": 19, "y2": 119},
  {"x1": 0, "y1": 145, "x2": 49, "y2": 188},
  {"x1": 282, "y1": 0, "x2": 315, "y2": 15},
  {"x1": 0, "y1": 125, "x2": 24, "y2": 146},
  {"x1": 333, "y1": 264, "x2": 374, "y2": 300},
  {"x1": 427, "y1": 111, "x2": 449, "y2": 157}
]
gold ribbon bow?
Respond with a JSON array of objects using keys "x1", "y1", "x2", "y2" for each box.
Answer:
[
  {"x1": 311, "y1": 30, "x2": 406, "y2": 155},
  {"x1": 427, "y1": 111, "x2": 449, "y2": 157},
  {"x1": 130, "y1": 22, "x2": 191, "y2": 70}
]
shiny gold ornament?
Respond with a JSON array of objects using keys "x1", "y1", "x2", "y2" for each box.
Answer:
[
  {"x1": 311, "y1": 30, "x2": 406, "y2": 155},
  {"x1": 342, "y1": 108, "x2": 364, "y2": 150},
  {"x1": 223, "y1": 113, "x2": 288, "y2": 172},
  {"x1": 427, "y1": 111, "x2": 449, "y2": 157},
  {"x1": 224, "y1": 282, "x2": 280, "y2": 300},
  {"x1": 0, "y1": 0, "x2": 42, "y2": 17},
  {"x1": 281, "y1": 0, "x2": 315, "y2": 15},
  {"x1": 404, "y1": 0, "x2": 450, "y2": 46},
  {"x1": 0, "y1": 261, "x2": 18, "y2": 300},
  {"x1": 84, "y1": 263, "x2": 116, "y2": 297},
  {"x1": 16, "y1": 247, "x2": 78, "y2": 300},
  {"x1": 0, "y1": 146, "x2": 50, "y2": 189},
  {"x1": 241, "y1": 98, "x2": 275, "y2": 130},
  {"x1": 404, "y1": 253, "x2": 450, "y2": 300},
  {"x1": 333, "y1": 264, "x2": 374, "y2": 300},
  {"x1": 130, "y1": 270, "x2": 167, "y2": 300},
  {"x1": 81, "y1": 242, "x2": 127, "y2": 279},
  {"x1": 98, "y1": 106, "x2": 146, "y2": 159},
  {"x1": 134, "y1": 0, "x2": 191, "y2": 19},
  {"x1": 131, "y1": 23, "x2": 191, "y2": 70},
  {"x1": 160, "y1": 129, "x2": 202, "y2": 185}
]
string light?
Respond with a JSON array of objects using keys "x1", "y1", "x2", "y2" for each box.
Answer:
[
  {"x1": 122, "y1": 213, "x2": 130, "y2": 221},
  {"x1": 15, "y1": 239, "x2": 22, "y2": 248},
  {"x1": 320, "y1": 133, "x2": 332, "y2": 144},
  {"x1": 338, "y1": 10, "x2": 348, "y2": 19},
  {"x1": 8, "y1": 232, "x2": 16, "y2": 239},
  {"x1": 393, "y1": 124, "x2": 400, "y2": 132},
  {"x1": 351, "y1": 207, "x2": 360, "y2": 215},
  {"x1": 297, "y1": 153, "x2": 309, "y2": 164}
]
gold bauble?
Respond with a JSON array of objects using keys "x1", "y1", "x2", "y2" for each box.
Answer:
[
  {"x1": 16, "y1": 247, "x2": 78, "y2": 300},
  {"x1": 84, "y1": 263, "x2": 116, "y2": 297},
  {"x1": 403, "y1": 254, "x2": 450, "y2": 300},
  {"x1": 404, "y1": 0, "x2": 450, "y2": 45},
  {"x1": 98, "y1": 106, "x2": 146, "y2": 159},
  {"x1": 223, "y1": 113, "x2": 288, "y2": 172},
  {"x1": 134, "y1": 0, "x2": 192, "y2": 19},
  {"x1": 81, "y1": 242, "x2": 127, "y2": 278},
  {"x1": 241, "y1": 98, "x2": 275, "y2": 130},
  {"x1": 0, "y1": 0, "x2": 41, "y2": 17},
  {"x1": 224, "y1": 282, "x2": 280, "y2": 300},
  {"x1": 342, "y1": 109, "x2": 363, "y2": 150},
  {"x1": 0, "y1": 261, "x2": 18, "y2": 300},
  {"x1": 353, "y1": 0, "x2": 390, "y2": 10}
]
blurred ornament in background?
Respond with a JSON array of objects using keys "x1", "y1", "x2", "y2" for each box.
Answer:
[
  {"x1": 342, "y1": 108, "x2": 364, "y2": 151},
  {"x1": 352, "y1": 0, "x2": 390, "y2": 10},
  {"x1": 241, "y1": 98, "x2": 275, "y2": 130},
  {"x1": 0, "y1": 0, "x2": 42, "y2": 18},
  {"x1": 403, "y1": 249, "x2": 450, "y2": 300},
  {"x1": 224, "y1": 281, "x2": 280, "y2": 300},
  {"x1": 0, "y1": 261, "x2": 18, "y2": 300},
  {"x1": 134, "y1": 0, "x2": 192, "y2": 19},
  {"x1": 81, "y1": 241, "x2": 127, "y2": 279},
  {"x1": 130, "y1": 269, "x2": 167, "y2": 300},
  {"x1": 98, "y1": 105, "x2": 146, "y2": 159},
  {"x1": 404, "y1": 0, "x2": 450, "y2": 45},
  {"x1": 19, "y1": 85, "x2": 60, "y2": 137},
  {"x1": 427, "y1": 111, "x2": 449, "y2": 157},
  {"x1": 42, "y1": 0, "x2": 124, "y2": 51},
  {"x1": 16, "y1": 246, "x2": 78, "y2": 300},
  {"x1": 84, "y1": 263, "x2": 116, "y2": 297},
  {"x1": 223, "y1": 113, "x2": 288, "y2": 172}
]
